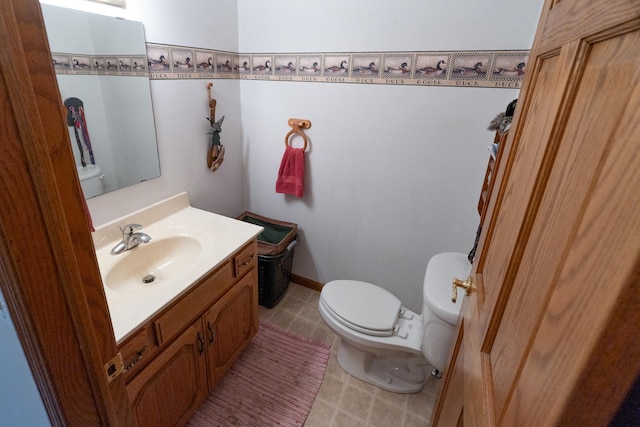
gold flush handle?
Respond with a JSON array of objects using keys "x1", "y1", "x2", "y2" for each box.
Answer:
[{"x1": 452, "y1": 276, "x2": 476, "y2": 303}]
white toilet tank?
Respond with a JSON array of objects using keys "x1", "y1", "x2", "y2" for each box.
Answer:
[
  {"x1": 76, "y1": 165, "x2": 105, "y2": 198},
  {"x1": 420, "y1": 252, "x2": 471, "y2": 371}
]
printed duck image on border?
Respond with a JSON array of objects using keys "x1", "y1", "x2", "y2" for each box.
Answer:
[
  {"x1": 299, "y1": 55, "x2": 322, "y2": 75},
  {"x1": 195, "y1": 50, "x2": 215, "y2": 71},
  {"x1": 324, "y1": 56, "x2": 349, "y2": 75},
  {"x1": 252, "y1": 55, "x2": 273, "y2": 75},
  {"x1": 131, "y1": 57, "x2": 147, "y2": 73},
  {"x1": 147, "y1": 44, "x2": 170, "y2": 72},
  {"x1": 72, "y1": 55, "x2": 91, "y2": 71},
  {"x1": 52, "y1": 53, "x2": 71, "y2": 71},
  {"x1": 216, "y1": 53, "x2": 233, "y2": 73},
  {"x1": 352, "y1": 55, "x2": 380, "y2": 77},
  {"x1": 237, "y1": 55, "x2": 250, "y2": 73},
  {"x1": 383, "y1": 55, "x2": 412, "y2": 78},
  {"x1": 275, "y1": 55, "x2": 297, "y2": 75},
  {"x1": 492, "y1": 53, "x2": 528, "y2": 79},
  {"x1": 414, "y1": 55, "x2": 448, "y2": 79},
  {"x1": 92, "y1": 56, "x2": 106, "y2": 71},
  {"x1": 450, "y1": 53, "x2": 491, "y2": 80},
  {"x1": 118, "y1": 57, "x2": 132, "y2": 72},
  {"x1": 172, "y1": 48, "x2": 195, "y2": 72}
]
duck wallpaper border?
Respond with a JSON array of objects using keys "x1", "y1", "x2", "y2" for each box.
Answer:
[{"x1": 51, "y1": 42, "x2": 529, "y2": 89}]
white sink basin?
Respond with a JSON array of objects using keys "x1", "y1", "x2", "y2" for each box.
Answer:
[
  {"x1": 92, "y1": 193, "x2": 263, "y2": 343},
  {"x1": 105, "y1": 236, "x2": 202, "y2": 293}
]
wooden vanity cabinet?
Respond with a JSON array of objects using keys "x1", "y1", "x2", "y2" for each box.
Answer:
[{"x1": 121, "y1": 239, "x2": 259, "y2": 426}]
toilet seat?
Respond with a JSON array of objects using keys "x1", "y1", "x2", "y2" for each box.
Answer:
[{"x1": 320, "y1": 280, "x2": 401, "y2": 337}]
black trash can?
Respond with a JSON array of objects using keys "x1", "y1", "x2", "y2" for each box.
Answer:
[{"x1": 237, "y1": 212, "x2": 298, "y2": 308}]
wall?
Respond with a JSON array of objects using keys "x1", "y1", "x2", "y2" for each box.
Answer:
[
  {"x1": 238, "y1": 0, "x2": 543, "y2": 312},
  {"x1": 0, "y1": 290, "x2": 51, "y2": 426}
]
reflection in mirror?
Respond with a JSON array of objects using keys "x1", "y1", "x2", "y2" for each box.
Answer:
[{"x1": 41, "y1": 4, "x2": 160, "y2": 198}]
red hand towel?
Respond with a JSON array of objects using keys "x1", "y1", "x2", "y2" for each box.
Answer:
[{"x1": 276, "y1": 146, "x2": 305, "y2": 197}]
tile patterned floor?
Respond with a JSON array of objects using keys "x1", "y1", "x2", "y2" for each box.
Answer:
[{"x1": 258, "y1": 283, "x2": 440, "y2": 427}]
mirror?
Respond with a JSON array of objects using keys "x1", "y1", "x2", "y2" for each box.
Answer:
[{"x1": 41, "y1": 4, "x2": 160, "y2": 198}]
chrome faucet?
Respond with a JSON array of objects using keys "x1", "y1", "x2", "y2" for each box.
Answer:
[{"x1": 110, "y1": 224, "x2": 152, "y2": 255}]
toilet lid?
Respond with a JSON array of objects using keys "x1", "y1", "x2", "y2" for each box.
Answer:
[{"x1": 321, "y1": 280, "x2": 401, "y2": 336}]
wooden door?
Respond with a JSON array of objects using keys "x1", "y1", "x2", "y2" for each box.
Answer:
[
  {"x1": 1, "y1": 0, "x2": 132, "y2": 424},
  {"x1": 203, "y1": 271, "x2": 256, "y2": 389},
  {"x1": 432, "y1": 1, "x2": 640, "y2": 425}
]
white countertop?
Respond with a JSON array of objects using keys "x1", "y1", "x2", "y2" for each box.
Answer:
[{"x1": 92, "y1": 193, "x2": 263, "y2": 343}]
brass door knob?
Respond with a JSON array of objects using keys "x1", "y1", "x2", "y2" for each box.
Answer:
[{"x1": 452, "y1": 276, "x2": 476, "y2": 303}]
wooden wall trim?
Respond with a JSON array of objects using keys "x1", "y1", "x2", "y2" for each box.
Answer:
[{"x1": 290, "y1": 274, "x2": 323, "y2": 292}]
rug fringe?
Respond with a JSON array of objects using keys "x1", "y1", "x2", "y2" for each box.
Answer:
[{"x1": 259, "y1": 320, "x2": 332, "y2": 351}]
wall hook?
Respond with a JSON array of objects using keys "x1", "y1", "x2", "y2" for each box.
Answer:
[
  {"x1": 285, "y1": 118, "x2": 311, "y2": 151},
  {"x1": 206, "y1": 82, "x2": 216, "y2": 122}
]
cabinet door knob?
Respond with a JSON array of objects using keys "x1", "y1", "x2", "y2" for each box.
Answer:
[
  {"x1": 124, "y1": 346, "x2": 148, "y2": 371},
  {"x1": 240, "y1": 255, "x2": 254, "y2": 267},
  {"x1": 207, "y1": 322, "x2": 215, "y2": 344},
  {"x1": 197, "y1": 332, "x2": 205, "y2": 355}
]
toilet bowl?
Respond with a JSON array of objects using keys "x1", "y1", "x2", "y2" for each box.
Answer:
[
  {"x1": 76, "y1": 164, "x2": 105, "y2": 198},
  {"x1": 318, "y1": 252, "x2": 471, "y2": 393}
]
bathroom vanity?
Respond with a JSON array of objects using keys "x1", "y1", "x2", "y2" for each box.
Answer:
[{"x1": 92, "y1": 193, "x2": 263, "y2": 426}]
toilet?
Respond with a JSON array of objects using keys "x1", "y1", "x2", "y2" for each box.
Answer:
[
  {"x1": 76, "y1": 164, "x2": 105, "y2": 198},
  {"x1": 318, "y1": 252, "x2": 471, "y2": 393}
]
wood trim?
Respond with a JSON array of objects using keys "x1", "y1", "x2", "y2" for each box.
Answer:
[
  {"x1": 430, "y1": 319, "x2": 464, "y2": 426},
  {"x1": 540, "y1": 0, "x2": 640, "y2": 53},
  {"x1": 290, "y1": 274, "x2": 323, "y2": 292},
  {"x1": 0, "y1": 1, "x2": 131, "y2": 425}
]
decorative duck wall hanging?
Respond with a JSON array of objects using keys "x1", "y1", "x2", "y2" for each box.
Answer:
[{"x1": 206, "y1": 83, "x2": 225, "y2": 172}]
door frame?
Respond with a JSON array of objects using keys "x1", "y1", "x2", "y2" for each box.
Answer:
[{"x1": 0, "y1": 1, "x2": 131, "y2": 425}]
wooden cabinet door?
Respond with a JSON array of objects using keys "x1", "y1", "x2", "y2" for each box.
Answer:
[
  {"x1": 432, "y1": 1, "x2": 640, "y2": 426},
  {"x1": 127, "y1": 321, "x2": 208, "y2": 427},
  {"x1": 203, "y1": 271, "x2": 258, "y2": 389}
]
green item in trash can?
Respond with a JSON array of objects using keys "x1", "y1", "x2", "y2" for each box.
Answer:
[
  {"x1": 245, "y1": 216, "x2": 292, "y2": 244},
  {"x1": 237, "y1": 212, "x2": 298, "y2": 256}
]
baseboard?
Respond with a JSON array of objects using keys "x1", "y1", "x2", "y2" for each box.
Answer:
[{"x1": 290, "y1": 274, "x2": 323, "y2": 292}]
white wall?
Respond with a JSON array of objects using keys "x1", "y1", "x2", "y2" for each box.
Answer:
[
  {"x1": 0, "y1": 290, "x2": 51, "y2": 426},
  {"x1": 238, "y1": 0, "x2": 543, "y2": 312},
  {"x1": 238, "y1": 0, "x2": 541, "y2": 52}
]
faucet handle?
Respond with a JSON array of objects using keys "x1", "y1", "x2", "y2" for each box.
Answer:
[{"x1": 121, "y1": 223, "x2": 143, "y2": 234}]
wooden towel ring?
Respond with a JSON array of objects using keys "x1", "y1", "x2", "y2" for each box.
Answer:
[{"x1": 285, "y1": 118, "x2": 311, "y2": 151}]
